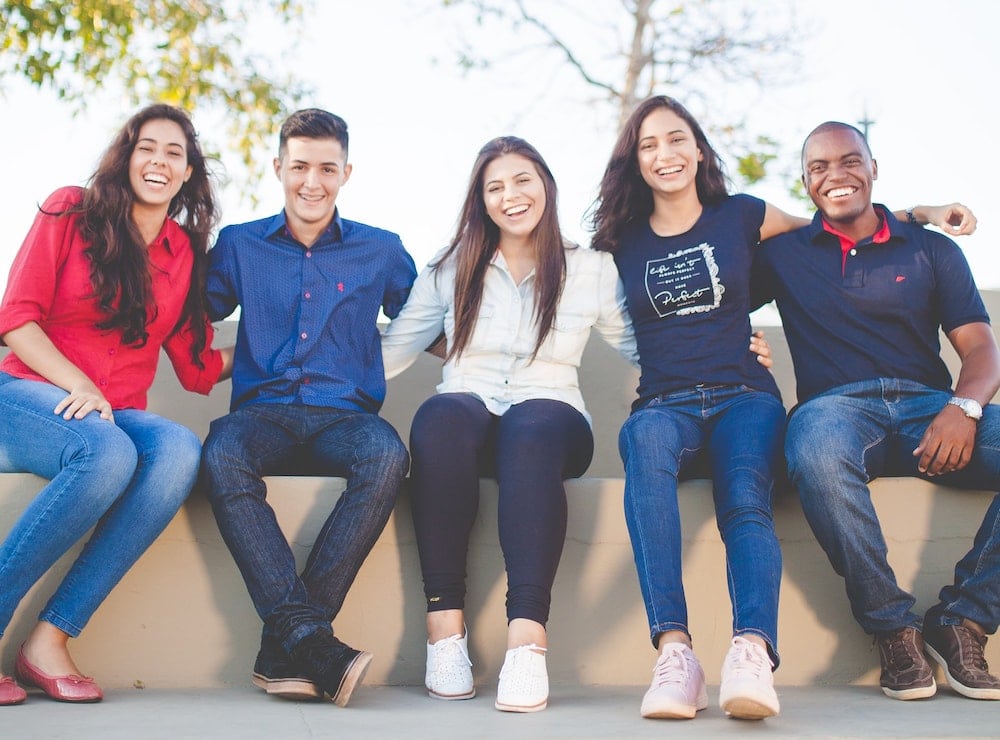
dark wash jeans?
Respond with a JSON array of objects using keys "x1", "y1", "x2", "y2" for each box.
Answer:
[
  {"x1": 619, "y1": 384, "x2": 785, "y2": 663},
  {"x1": 200, "y1": 402, "x2": 408, "y2": 651},
  {"x1": 786, "y1": 378, "x2": 1000, "y2": 635}
]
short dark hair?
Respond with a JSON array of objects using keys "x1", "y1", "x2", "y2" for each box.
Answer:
[
  {"x1": 278, "y1": 108, "x2": 349, "y2": 158},
  {"x1": 801, "y1": 121, "x2": 872, "y2": 171}
]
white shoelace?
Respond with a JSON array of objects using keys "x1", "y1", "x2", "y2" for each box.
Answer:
[
  {"x1": 430, "y1": 633, "x2": 472, "y2": 668},
  {"x1": 652, "y1": 644, "x2": 694, "y2": 687},
  {"x1": 724, "y1": 637, "x2": 772, "y2": 679}
]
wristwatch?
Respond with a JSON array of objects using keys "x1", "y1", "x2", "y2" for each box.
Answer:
[{"x1": 947, "y1": 396, "x2": 983, "y2": 421}]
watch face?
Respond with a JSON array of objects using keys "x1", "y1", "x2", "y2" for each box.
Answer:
[{"x1": 952, "y1": 397, "x2": 983, "y2": 419}]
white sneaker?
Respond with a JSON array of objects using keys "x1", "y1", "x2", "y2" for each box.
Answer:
[
  {"x1": 640, "y1": 642, "x2": 708, "y2": 719},
  {"x1": 495, "y1": 644, "x2": 548, "y2": 712},
  {"x1": 425, "y1": 631, "x2": 475, "y2": 700},
  {"x1": 719, "y1": 636, "x2": 780, "y2": 719}
]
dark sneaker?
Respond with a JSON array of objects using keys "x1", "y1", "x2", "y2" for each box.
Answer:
[
  {"x1": 252, "y1": 636, "x2": 322, "y2": 700},
  {"x1": 290, "y1": 630, "x2": 373, "y2": 707},
  {"x1": 876, "y1": 626, "x2": 936, "y2": 700},
  {"x1": 923, "y1": 623, "x2": 1000, "y2": 700}
]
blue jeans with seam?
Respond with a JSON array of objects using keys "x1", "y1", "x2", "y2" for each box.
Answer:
[
  {"x1": 619, "y1": 384, "x2": 785, "y2": 663},
  {"x1": 0, "y1": 373, "x2": 200, "y2": 637},
  {"x1": 200, "y1": 402, "x2": 408, "y2": 652},
  {"x1": 785, "y1": 378, "x2": 1000, "y2": 635}
]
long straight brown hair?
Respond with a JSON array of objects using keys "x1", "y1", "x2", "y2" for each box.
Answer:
[{"x1": 433, "y1": 136, "x2": 568, "y2": 362}]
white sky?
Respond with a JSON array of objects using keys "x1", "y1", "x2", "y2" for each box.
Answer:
[{"x1": 3, "y1": 0, "x2": 998, "y2": 303}]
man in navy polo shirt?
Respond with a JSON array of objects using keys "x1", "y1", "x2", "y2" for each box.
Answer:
[
  {"x1": 200, "y1": 109, "x2": 416, "y2": 706},
  {"x1": 754, "y1": 121, "x2": 1000, "y2": 702}
]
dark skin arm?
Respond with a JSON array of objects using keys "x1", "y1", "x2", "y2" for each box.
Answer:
[{"x1": 913, "y1": 322, "x2": 1000, "y2": 475}]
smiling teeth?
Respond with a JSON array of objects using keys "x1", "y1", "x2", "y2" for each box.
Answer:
[
  {"x1": 505, "y1": 205, "x2": 528, "y2": 216},
  {"x1": 145, "y1": 174, "x2": 167, "y2": 185},
  {"x1": 657, "y1": 166, "x2": 683, "y2": 175},
  {"x1": 827, "y1": 187, "x2": 856, "y2": 198}
]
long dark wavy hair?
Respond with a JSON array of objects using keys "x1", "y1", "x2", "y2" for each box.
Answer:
[
  {"x1": 73, "y1": 104, "x2": 218, "y2": 364},
  {"x1": 590, "y1": 96, "x2": 729, "y2": 253},
  {"x1": 433, "y1": 136, "x2": 568, "y2": 361}
]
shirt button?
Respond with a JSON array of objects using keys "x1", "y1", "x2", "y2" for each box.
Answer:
[
  {"x1": 99, "y1": 378, "x2": 108, "y2": 387},
  {"x1": 300, "y1": 332, "x2": 308, "y2": 340},
  {"x1": 302, "y1": 377, "x2": 310, "y2": 385},
  {"x1": 305, "y1": 251, "x2": 312, "y2": 258},
  {"x1": 304, "y1": 291, "x2": 311, "y2": 299},
  {"x1": 849, "y1": 249, "x2": 857, "y2": 256},
  {"x1": 108, "y1": 348, "x2": 116, "y2": 355}
]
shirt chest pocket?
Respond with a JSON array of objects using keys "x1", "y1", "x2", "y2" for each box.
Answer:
[
  {"x1": 465, "y1": 303, "x2": 497, "y2": 351},
  {"x1": 537, "y1": 312, "x2": 591, "y2": 363}
]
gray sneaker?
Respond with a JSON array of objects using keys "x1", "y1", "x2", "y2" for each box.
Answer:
[
  {"x1": 876, "y1": 626, "x2": 936, "y2": 700},
  {"x1": 923, "y1": 622, "x2": 1000, "y2": 700}
]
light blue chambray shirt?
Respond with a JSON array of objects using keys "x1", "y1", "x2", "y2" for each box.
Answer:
[{"x1": 381, "y1": 244, "x2": 637, "y2": 425}]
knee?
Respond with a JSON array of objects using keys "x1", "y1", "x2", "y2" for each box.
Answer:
[
  {"x1": 619, "y1": 412, "x2": 681, "y2": 469},
  {"x1": 360, "y1": 421, "x2": 409, "y2": 477},
  {"x1": 201, "y1": 420, "x2": 250, "y2": 477},
  {"x1": 73, "y1": 422, "x2": 139, "y2": 488},
  {"x1": 144, "y1": 425, "x2": 202, "y2": 496},
  {"x1": 411, "y1": 394, "x2": 478, "y2": 441}
]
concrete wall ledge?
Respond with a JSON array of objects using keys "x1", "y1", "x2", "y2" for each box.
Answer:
[{"x1": 2, "y1": 472, "x2": 996, "y2": 689}]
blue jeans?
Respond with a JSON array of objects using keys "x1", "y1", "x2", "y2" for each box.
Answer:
[
  {"x1": 785, "y1": 378, "x2": 1000, "y2": 635},
  {"x1": 620, "y1": 385, "x2": 785, "y2": 662},
  {"x1": 0, "y1": 373, "x2": 200, "y2": 637},
  {"x1": 200, "y1": 403, "x2": 408, "y2": 651}
]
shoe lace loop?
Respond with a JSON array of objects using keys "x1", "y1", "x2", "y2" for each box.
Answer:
[
  {"x1": 879, "y1": 629, "x2": 917, "y2": 670},
  {"x1": 725, "y1": 637, "x2": 771, "y2": 679},
  {"x1": 957, "y1": 627, "x2": 990, "y2": 672},
  {"x1": 652, "y1": 645, "x2": 692, "y2": 687},
  {"x1": 433, "y1": 633, "x2": 472, "y2": 667}
]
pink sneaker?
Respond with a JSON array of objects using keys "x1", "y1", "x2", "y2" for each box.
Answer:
[
  {"x1": 719, "y1": 636, "x2": 780, "y2": 719},
  {"x1": 640, "y1": 643, "x2": 708, "y2": 719}
]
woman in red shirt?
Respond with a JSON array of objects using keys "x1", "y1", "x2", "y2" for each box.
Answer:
[{"x1": 0, "y1": 104, "x2": 231, "y2": 705}]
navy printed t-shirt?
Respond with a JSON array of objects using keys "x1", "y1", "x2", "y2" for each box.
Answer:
[
  {"x1": 754, "y1": 206, "x2": 989, "y2": 404},
  {"x1": 613, "y1": 193, "x2": 780, "y2": 410}
]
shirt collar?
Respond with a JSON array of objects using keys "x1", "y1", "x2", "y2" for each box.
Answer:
[
  {"x1": 150, "y1": 217, "x2": 182, "y2": 256},
  {"x1": 265, "y1": 209, "x2": 344, "y2": 246},
  {"x1": 808, "y1": 203, "x2": 900, "y2": 249}
]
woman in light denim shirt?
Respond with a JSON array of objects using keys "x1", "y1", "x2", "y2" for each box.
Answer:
[{"x1": 381, "y1": 136, "x2": 641, "y2": 713}]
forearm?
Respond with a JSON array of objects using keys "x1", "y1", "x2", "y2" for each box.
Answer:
[{"x1": 2, "y1": 321, "x2": 95, "y2": 392}]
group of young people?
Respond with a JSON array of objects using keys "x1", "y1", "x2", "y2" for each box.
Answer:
[{"x1": 0, "y1": 98, "x2": 997, "y2": 723}]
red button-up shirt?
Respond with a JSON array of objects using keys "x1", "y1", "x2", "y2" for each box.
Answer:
[{"x1": 0, "y1": 187, "x2": 222, "y2": 409}]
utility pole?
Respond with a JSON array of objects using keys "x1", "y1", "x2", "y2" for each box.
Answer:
[{"x1": 858, "y1": 106, "x2": 875, "y2": 140}]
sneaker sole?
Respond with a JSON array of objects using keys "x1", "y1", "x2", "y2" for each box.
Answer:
[
  {"x1": 925, "y1": 643, "x2": 1000, "y2": 700},
  {"x1": 330, "y1": 651, "x2": 373, "y2": 707},
  {"x1": 641, "y1": 705, "x2": 699, "y2": 720},
  {"x1": 641, "y1": 686, "x2": 708, "y2": 720},
  {"x1": 251, "y1": 672, "x2": 323, "y2": 701},
  {"x1": 881, "y1": 679, "x2": 936, "y2": 700},
  {"x1": 721, "y1": 696, "x2": 779, "y2": 720},
  {"x1": 428, "y1": 686, "x2": 476, "y2": 701},
  {"x1": 494, "y1": 697, "x2": 547, "y2": 713}
]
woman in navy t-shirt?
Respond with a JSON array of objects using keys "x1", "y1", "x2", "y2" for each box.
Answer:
[{"x1": 590, "y1": 95, "x2": 792, "y2": 722}]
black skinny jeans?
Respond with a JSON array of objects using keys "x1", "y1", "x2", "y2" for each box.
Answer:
[{"x1": 409, "y1": 393, "x2": 594, "y2": 625}]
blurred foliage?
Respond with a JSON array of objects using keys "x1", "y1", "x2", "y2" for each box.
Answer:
[
  {"x1": 441, "y1": 0, "x2": 807, "y2": 190},
  {"x1": 1, "y1": 0, "x2": 312, "y2": 201}
]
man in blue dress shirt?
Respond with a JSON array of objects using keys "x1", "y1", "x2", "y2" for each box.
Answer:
[
  {"x1": 201, "y1": 109, "x2": 416, "y2": 706},
  {"x1": 754, "y1": 121, "x2": 1000, "y2": 703}
]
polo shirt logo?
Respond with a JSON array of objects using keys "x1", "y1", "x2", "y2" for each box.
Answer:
[
  {"x1": 896, "y1": 276, "x2": 906, "y2": 283},
  {"x1": 644, "y1": 242, "x2": 725, "y2": 318}
]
